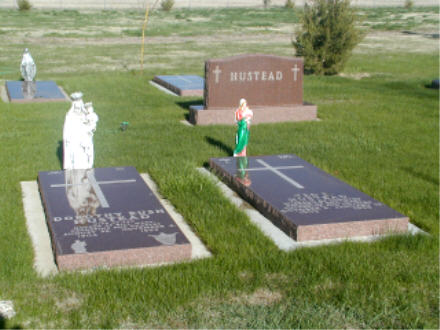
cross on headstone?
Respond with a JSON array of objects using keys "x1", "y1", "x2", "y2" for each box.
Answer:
[
  {"x1": 291, "y1": 64, "x2": 300, "y2": 82},
  {"x1": 50, "y1": 171, "x2": 137, "y2": 208},
  {"x1": 213, "y1": 65, "x2": 222, "y2": 83},
  {"x1": 244, "y1": 158, "x2": 305, "y2": 189}
]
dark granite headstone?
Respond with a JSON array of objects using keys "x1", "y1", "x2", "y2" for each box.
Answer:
[
  {"x1": 189, "y1": 54, "x2": 317, "y2": 125},
  {"x1": 152, "y1": 75, "x2": 204, "y2": 96},
  {"x1": 6, "y1": 80, "x2": 68, "y2": 103},
  {"x1": 38, "y1": 166, "x2": 191, "y2": 270},
  {"x1": 210, "y1": 155, "x2": 408, "y2": 241}
]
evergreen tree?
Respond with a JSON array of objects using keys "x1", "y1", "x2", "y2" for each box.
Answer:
[{"x1": 293, "y1": 0, "x2": 362, "y2": 75}]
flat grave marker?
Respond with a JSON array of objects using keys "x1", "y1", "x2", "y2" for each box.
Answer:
[
  {"x1": 210, "y1": 154, "x2": 408, "y2": 241},
  {"x1": 38, "y1": 166, "x2": 191, "y2": 271},
  {"x1": 5, "y1": 80, "x2": 68, "y2": 103},
  {"x1": 152, "y1": 75, "x2": 204, "y2": 96},
  {"x1": 190, "y1": 54, "x2": 317, "y2": 125}
]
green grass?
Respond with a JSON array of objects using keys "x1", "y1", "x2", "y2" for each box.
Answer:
[{"x1": 0, "y1": 5, "x2": 438, "y2": 329}]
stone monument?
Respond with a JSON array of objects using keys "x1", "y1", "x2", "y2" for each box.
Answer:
[
  {"x1": 5, "y1": 48, "x2": 68, "y2": 103},
  {"x1": 189, "y1": 54, "x2": 317, "y2": 125},
  {"x1": 210, "y1": 154, "x2": 408, "y2": 241},
  {"x1": 63, "y1": 92, "x2": 98, "y2": 170},
  {"x1": 38, "y1": 167, "x2": 192, "y2": 270}
]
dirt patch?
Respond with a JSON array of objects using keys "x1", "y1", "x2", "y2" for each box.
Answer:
[
  {"x1": 232, "y1": 288, "x2": 283, "y2": 306},
  {"x1": 55, "y1": 293, "x2": 83, "y2": 312},
  {"x1": 355, "y1": 30, "x2": 439, "y2": 54},
  {"x1": 339, "y1": 72, "x2": 371, "y2": 80}
]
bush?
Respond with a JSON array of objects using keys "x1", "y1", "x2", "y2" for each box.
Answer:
[
  {"x1": 404, "y1": 0, "x2": 414, "y2": 9},
  {"x1": 161, "y1": 0, "x2": 174, "y2": 11},
  {"x1": 285, "y1": 0, "x2": 295, "y2": 9},
  {"x1": 293, "y1": 0, "x2": 362, "y2": 75},
  {"x1": 17, "y1": 0, "x2": 32, "y2": 11}
]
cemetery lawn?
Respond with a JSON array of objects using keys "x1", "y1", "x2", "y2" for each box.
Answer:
[{"x1": 0, "y1": 6, "x2": 438, "y2": 329}]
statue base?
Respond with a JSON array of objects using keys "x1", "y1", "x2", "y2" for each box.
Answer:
[{"x1": 189, "y1": 103, "x2": 317, "y2": 125}]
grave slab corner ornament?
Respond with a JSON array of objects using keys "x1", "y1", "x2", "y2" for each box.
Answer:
[
  {"x1": 38, "y1": 166, "x2": 191, "y2": 271},
  {"x1": 209, "y1": 154, "x2": 408, "y2": 242}
]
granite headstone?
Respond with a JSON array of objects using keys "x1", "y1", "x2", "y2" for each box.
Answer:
[
  {"x1": 152, "y1": 75, "x2": 204, "y2": 96},
  {"x1": 6, "y1": 80, "x2": 68, "y2": 103},
  {"x1": 38, "y1": 166, "x2": 191, "y2": 270},
  {"x1": 190, "y1": 54, "x2": 317, "y2": 125},
  {"x1": 210, "y1": 155, "x2": 408, "y2": 241}
]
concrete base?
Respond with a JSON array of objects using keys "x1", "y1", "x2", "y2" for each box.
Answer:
[{"x1": 189, "y1": 103, "x2": 317, "y2": 125}]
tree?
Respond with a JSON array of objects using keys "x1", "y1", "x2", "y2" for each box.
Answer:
[{"x1": 293, "y1": 0, "x2": 362, "y2": 75}]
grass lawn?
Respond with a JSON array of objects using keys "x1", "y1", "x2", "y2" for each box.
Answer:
[{"x1": 0, "y1": 5, "x2": 438, "y2": 329}]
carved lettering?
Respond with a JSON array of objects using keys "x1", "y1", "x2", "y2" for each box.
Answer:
[
  {"x1": 261, "y1": 71, "x2": 267, "y2": 81},
  {"x1": 268, "y1": 72, "x2": 275, "y2": 81},
  {"x1": 276, "y1": 71, "x2": 283, "y2": 80},
  {"x1": 230, "y1": 72, "x2": 238, "y2": 82}
]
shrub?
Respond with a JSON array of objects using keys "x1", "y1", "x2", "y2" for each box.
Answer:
[
  {"x1": 17, "y1": 0, "x2": 32, "y2": 11},
  {"x1": 161, "y1": 0, "x2": 174, "y2": 11},
  {"x1": 293, "y1": 0, "x2": 362, "y2": 75},
  {"x1": 404, "y1": 0, "x2": 414, "y2": 9},
  {"x1": 285, "y1": 0, "x2": 295, "y2": 9}
]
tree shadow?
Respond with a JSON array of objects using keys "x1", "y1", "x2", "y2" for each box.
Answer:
[{"x1": 56, "y1": 140, "x2": 63, "y2": 168}]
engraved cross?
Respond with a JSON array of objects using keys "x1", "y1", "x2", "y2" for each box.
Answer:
[
  {"x1": 50, "y1": 170, "x2": 137, "y2": 208},
  {"x1": 213, "y1": 65, "x2": 222, "y2": 83},
  {"x1": 291, "y1": 64, "x2": 300, "y2": 82},
  {"x1": 242, "y1": 159, "x2": 305, "y2": 189}
]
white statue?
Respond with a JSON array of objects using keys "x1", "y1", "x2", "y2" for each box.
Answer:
[
  {"x1": 63, "y1": 92, "x2": 99, "y2": 170},
  {"x1": 20, "y1": 48, "x2": 36, "y2": 82}
]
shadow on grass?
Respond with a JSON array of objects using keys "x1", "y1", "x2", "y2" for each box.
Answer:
[
  {"x1": 0, "y1": 316, "x2": 23, "y2": 329},
  {"x1": 176, "y1": 99, "x2": 203, "y2": 110},
  {"x1": 205, "y1": 136, "x2": 233, "y2": 156},
  {"x1": 56, "y1": 140, "x2": 63, "y2": 169},
  {"x1": 401, "y1": 166, "x2": 439, "y2": 186}
]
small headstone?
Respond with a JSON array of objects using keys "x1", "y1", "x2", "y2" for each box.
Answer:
[
  {"x1": 38, "y1": 166, "x2": 191, "y2": 271},
  {"x1": 190, "y1": 54, "x2": 317, "y2": 125},
  {"x1": 63, "y1": 92, "x2": 98, "y2": 170},
  {"x1": 152, "y1": 75, "x2": 204, "y2": 96},
  {"x1": 431, "y1": 78, "x2": 439, "y2": 89},
  {"x1": 210, "y1": 155, "x2": 408, "y2": 241}
]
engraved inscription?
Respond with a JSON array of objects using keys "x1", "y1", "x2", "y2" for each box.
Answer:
[
  {"x1": 60, "y1": 209, "x2": 167, "y2": 239},
  {"x1": 230, "y1": 70, "x2": 283, "y2": 82},
  {"x1": 281, "y1": 193, "x2": 383, "y2": 215}
]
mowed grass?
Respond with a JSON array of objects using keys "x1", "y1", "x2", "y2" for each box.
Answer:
[{"x1": 0, "y1": 6, "x2": 438, "y2": 329}]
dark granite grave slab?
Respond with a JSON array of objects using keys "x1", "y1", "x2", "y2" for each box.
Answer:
[
  {"x1": 6, "y1": 81, "x2": 68, "y2": 103},
  {"x1": 38, "y1": 167, "x2": 191, "y2": 270},
  {"x1": 152, "y1": 75, "x2": 204, "y2": 96},
  {"x1": 210, "y1": 155, "x2": 408, "y2": 241}
]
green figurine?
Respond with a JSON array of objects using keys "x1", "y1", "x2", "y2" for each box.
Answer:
[{"x1": 233, "y1": 98, "x2": 253, "y2": 157}]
